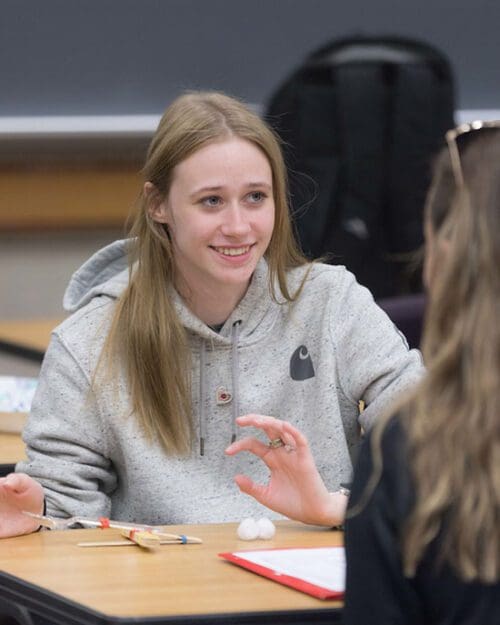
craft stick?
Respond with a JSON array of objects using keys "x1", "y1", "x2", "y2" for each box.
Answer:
[
  {"x1": 22, "y1": 512, "x2": 203, "y2": 543},
  {"x1": 79, "y1": 540, "x2": 144, "y2": 547},
  {"x1": 93, "y1": 520, "x2": 202, "y2": 543},
  {"x1": 120, "y1": 528, "x2": 160, "y2": 549},
  {"x1": 153, "y1": 531, "x2": 203, "y2": 544},
  {"x1": 78, "y1": 538, "x2": 201, "y2": 548}
]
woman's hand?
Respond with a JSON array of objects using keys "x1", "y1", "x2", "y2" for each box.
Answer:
[
  {"x1": 225, "y1": 414, "x2": 347, "y2": 526},
  {"x1": 0, "y1": 473, "x2": 45, "y2": 537}
]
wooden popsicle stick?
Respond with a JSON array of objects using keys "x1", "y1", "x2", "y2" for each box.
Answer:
[
  {"x1": 77, "y1": 538, "x2": 200, "y2": 548},
  {"x1": 153, "y1": 531, "x2": 203, "y2": 544},
  {"x1": 79, "y1": 540, "x2": 145, "y2": 548},
  {"x1": 120, "y1": 528, "x2": 160, "y2": 548}
]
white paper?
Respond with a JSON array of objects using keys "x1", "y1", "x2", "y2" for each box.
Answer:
[
  {"x1": 232, "y1": 546, "x2": 345, "y2": 592},
  {"x1": 0, "y1": 376, "x2": 38, "y2": 412}
]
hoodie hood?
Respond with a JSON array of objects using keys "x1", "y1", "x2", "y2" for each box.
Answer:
[
  {"x1": 63, "y1": 238, "x2": 282, "y2": 347},
  {"x1": 63, "y1": 239, "x2": 130, "y2": 313}
]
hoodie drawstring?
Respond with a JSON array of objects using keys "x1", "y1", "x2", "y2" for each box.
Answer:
[
  {"x1": 199, "y1": 339, "x2": 206, "y2": 456},
  {"x1": 230, "y1": 320, "x2": 241, "y2": 444}
]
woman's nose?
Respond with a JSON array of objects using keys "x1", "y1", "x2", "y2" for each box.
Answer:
[{"x1": 220, "y1": 205, "x2": 251, "y2": 237}]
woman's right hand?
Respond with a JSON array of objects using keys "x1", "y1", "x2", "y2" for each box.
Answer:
[
  {"x1": 0, "y1": 473, "x2": 45, "y2": 537},
  {"x1": 225, "y1": 414, "x2": 347, "y2": 526}
]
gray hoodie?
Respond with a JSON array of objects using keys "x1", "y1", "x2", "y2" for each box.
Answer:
[{"x1": 18, "y1": 240, "x2": 423, "y2": 524}]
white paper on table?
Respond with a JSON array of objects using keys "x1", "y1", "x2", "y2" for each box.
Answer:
[{"x1": 230, "y1": 546, "x2": 345, "y2": 592}]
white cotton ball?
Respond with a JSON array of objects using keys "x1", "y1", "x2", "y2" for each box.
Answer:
[
  {"x1": 257, "y1": 517, "x2": 276, "y2": 539},
  {"x1": 237, "y1": 518, "x2": 260, "y2": 541}
]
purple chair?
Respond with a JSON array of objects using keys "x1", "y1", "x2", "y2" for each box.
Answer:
[{"x1": 376, "y1": 293, "x2": 426, "y2": 349}]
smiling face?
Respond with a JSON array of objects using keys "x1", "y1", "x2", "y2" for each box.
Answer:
[{"x1": 149, "y1": 137, "x2": 275, "y2": 309}]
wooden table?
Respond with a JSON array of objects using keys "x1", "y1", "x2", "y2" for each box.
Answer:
[
  {"x1": 0, "y1": 521, "x2": 343, "y2": 625},
  {"x1": 0, "y1": 317, "x2": 62, "y2": 361},
  {"x1": 0, "y1": 431, "x2": 26, "y2": 463}
]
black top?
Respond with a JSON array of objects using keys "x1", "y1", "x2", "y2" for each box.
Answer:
[{"x1": 342, "y1": 418, "x2": 500, "y2": 625}]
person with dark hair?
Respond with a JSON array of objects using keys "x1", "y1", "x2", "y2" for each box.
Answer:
[{"x1": 0, "y1": 92, "x2": 421, "y2": 538}]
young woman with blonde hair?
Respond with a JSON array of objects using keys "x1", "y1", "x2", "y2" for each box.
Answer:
[
  {"x1": 341, "y1": 123, "x2": 500, "y2": 624},
  {"x1": 0, "y1": 92, "x2": 421, "y2": 537}
]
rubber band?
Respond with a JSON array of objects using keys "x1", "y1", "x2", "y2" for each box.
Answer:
[
  {"x1": 180, "y1": 534, "x2": 187, "y2": 544},
  {"x1": 99, "y1": 517, "x2": 110, "y2": 529}
]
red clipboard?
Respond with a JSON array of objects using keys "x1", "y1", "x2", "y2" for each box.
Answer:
[{"x1": 219, "y1": 546, "x2": 345, "y2": 600}]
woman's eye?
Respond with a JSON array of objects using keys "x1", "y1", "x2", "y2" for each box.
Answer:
[
  {"x1": 202, "y1": 196, "x2": 221, "y2": 207},
  {"x1": 247, "y1": 191, "x2": 266, "y2": 204}
]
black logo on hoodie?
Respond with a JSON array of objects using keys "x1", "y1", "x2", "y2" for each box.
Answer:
[{"x1": 290, "y1": 345, "x2": 315, "y2": 381}]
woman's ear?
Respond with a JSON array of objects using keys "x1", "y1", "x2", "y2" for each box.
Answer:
[{"x1": 144, "y1": 181, "x2": 170, "y2": 224}]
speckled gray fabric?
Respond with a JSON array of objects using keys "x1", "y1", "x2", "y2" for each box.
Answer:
[{"x1": 18, "y1": 240, "x2": 423, "y2": 524}]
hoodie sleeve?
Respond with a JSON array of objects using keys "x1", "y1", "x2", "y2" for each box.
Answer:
[
  {"x1": 330, "y1": 272, "x2": 424, "y2": 430},
  {"x1": 16, "y1": 333, "x2": 117, "y2": 519}
]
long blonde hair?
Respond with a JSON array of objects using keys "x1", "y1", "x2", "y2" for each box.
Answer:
[
  {"x1": 358, "y1": 129, "x2": 500, "y2": 583},
  {"x1": 100, "y1": 92, "x2": 308, "y2": 455}
]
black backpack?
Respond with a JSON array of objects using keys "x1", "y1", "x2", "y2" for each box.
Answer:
[{"x1": 266, "y1": 35, "x2": 455, "y2": 297}]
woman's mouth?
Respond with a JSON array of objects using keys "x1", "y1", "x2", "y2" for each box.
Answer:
[{"x1": 212, "y1": 245, "x2": 252, "y2": 257}]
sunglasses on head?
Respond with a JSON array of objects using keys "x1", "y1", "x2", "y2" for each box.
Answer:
[{"x1": 445, "y1": 120, "x2": 500, "y2": 187}]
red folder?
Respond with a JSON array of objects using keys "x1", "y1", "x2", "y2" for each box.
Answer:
[{"x1": 219, "y1": 546, "x2": 345, "y2": 600}]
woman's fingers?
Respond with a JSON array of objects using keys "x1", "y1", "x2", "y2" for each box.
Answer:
[
  {"x1": 225, "y1": 437, "x2": 270, "y2": 459},
  {"x1": 233, "y1": 474, "x2": 254, "y2": 493},
  {"x1": 235, "y1": 414, "x2": 284, "y2": 442},
  {"x1": 236, "y1": 413, "x2": 284, "y2": 433},
  {"x1": 235, "y1": 414, "x2": 306, "y2": 450},
  {"x1": 281, "y1": 421, "x2": 309, "y2": 448},
  {"x1": 233, "y1": 474, "x2": 268, "y2": 505},
  {"x1": 225, "y1": 431, "x2": 298, "y2": 459},
  {"x1": 0, "y1": 472, "x2": 32, "y2": 494},
  {"x1": 236, "y1": 414, "x2": 280, "y2": 427},
  {"x1": 0, "y1": 473, "x2": 44, "y2": 514},
  {"x1": 0, "y1": 474, "x2": 45, "y2": 538}
]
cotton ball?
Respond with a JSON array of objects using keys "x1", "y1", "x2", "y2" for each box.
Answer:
[
  {"x1": 257, "y1": 517, "x2": 276, "y2": 539},
  {"x1": 237, "y1": 518, "x2": 260, "y2": 541}
]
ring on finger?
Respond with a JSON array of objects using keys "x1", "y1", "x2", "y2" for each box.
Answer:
[{"x1": 268, "y1": 438, "x2": 285, "y2": 449}]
